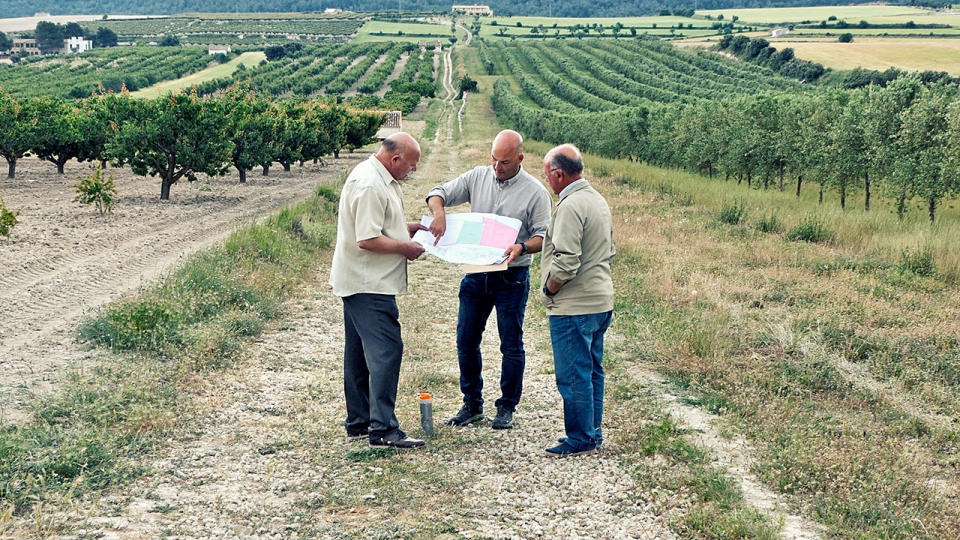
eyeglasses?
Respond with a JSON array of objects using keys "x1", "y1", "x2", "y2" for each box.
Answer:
[{"x1": 539, "y1": 168, "x2": 560, "y2": 180}]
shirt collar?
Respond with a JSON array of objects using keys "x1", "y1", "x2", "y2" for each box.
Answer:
[
  {"x1": 493, "y1": 165, "x2": 526, "y2": 187},
  {"x1": 559, "y1": 178, "x2": 587, "y2": 200},
  {"x1": 369, "y1": 154, "x2": 397, "y2": 185}
]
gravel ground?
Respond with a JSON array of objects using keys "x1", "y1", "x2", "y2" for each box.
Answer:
[{"x1": 23, "y1": 253, "x2": 675, "y2": 539}]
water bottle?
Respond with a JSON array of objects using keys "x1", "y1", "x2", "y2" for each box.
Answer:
[{"x1": 419, "y1": 393, "x2": 434, "y2": 436}]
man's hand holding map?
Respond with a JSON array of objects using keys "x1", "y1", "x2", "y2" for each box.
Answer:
[{"x1": 412, "y1": 213, "x2": 521, "y2": 268}]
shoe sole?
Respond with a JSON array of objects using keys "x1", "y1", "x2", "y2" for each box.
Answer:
[
  {"x1": 369, "y1": 442, "x2": 426, "y2": 449},
  {"x1": 545, "y1": 448, "x2": 595, "y2": 458},
  {"x1": 446, "y1": 415, "x2": 484, "y2": 427},
  {"x1": 492, "y1": 422, "x2": 514, "y2": 430}
]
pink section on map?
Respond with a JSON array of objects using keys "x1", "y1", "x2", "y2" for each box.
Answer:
[{"x1": 480, "y1": 218, "x2": 518, "y2": 249}]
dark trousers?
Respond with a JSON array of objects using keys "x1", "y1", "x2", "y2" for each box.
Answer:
[
  {"x1": 456, "y1": 266, "x2": 530, "y2": 412},
  {"x1": 342, "y1": 293, "x2": 403, "y2": 440}
]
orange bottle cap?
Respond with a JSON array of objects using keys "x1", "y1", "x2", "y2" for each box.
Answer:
[{"x1": 419, "y1": 393, "x2": 432, "y2": 400}]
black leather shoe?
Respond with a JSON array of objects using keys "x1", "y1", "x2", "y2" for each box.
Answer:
[
  {"x1": 446, "y1": 404, "x2": 484, "y2": 426},
  {"x1": 369, "y1": 430, "x2": 425, "y2": 449}
]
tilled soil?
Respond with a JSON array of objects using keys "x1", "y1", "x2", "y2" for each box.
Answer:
[{"x1": 0, "y1": 155, "x2": 365, "y2": 423}]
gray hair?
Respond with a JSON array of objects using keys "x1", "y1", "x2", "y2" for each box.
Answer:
[{"x1": 549, "y1": 152, "x2": 583, "y2": 176}]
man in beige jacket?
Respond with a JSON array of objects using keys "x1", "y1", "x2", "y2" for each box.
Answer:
[{"x1": 539, "y1": 144, "x2": 615, "y2": 457}]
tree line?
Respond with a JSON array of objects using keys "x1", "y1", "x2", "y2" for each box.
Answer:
[
  {"x1": 2, "y1": 0, "x2": 913, "y2": 18},
  {"x1": 494, "y1": 75, "x2": 960, "y2": 222},
  {"x1": 0, "y1": 86, "x2": 385, "y2": 200}
]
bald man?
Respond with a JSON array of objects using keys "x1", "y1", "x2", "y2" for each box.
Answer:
[
  {"x1": 330, "y1": 132, "x2": 427, "y2": 449},
  {"x1": 540, "y1": 144, "x2": 615, "y2": 457},
  {"x1": 426, "y1": 130, "x2": 552, "y2": 430}
]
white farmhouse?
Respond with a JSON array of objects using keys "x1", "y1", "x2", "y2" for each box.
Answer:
[{"x1": 452, "y1": 4, "x2": 493, "y2": 16}]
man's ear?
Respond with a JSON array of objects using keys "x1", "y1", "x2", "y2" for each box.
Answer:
[{"x1": 517, "y1": 153, "x2": 524, "y2": 164}]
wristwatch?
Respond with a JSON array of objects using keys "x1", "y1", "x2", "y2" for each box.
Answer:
[
  {"x1": 542, "y1": 282, "x2": 556, "y2": 297},
  {"x1": 519, "y1": 242, "x2": 528, "y2": 255}
]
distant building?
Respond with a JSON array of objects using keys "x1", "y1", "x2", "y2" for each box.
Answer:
[
  {"x1": 12, "y1": 37, "x2": 92, "y2": 56},
  {"x1": 66, "y1": 36, "x2": 93, "y2": 54},
  {"x1": 771, "y1": 27, "x2": 789, "y2": 37},
  {"x1": 11, "y1": 38, "x2": 42, "y2": 56},
  {"x1": 375, "y1": 111, "x2": 403, "y2": 140},
  {"x1": 324, "y1": 8, "x2": 343, "y2": 14},
  {"x1": 208, "y1": 45, "x2": 232, "y2": 55},
  {"x1": 452, "y1": 4, "x2": 493, "y2": 16}
]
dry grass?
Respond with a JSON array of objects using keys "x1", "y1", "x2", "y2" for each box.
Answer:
[
  {"x1": 772, "y1": 38, "x2": 960, "y2": 75},
  {"x1": 573, "y1": 153, "x2": 960, "y2": 538},
  {"x1": 695, "y1": 5, "x2": 954, "y2": 25}
]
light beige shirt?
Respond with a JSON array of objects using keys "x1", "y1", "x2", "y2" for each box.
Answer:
[{"x1": 330, "y1": 155, "x2": 409, "y2": 297}]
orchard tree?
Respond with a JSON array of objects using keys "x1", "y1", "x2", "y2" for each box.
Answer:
[
  {"x1": 864, "y1": 76, "x2": 922, "y2": 218},
  {"x1": 108, "y1": 92, "x2": 233, "y2": 200},
  {"x1": 273, "y1": 100, "x2": 309, "y2": 172},
  {"x1": 82, "y1": 91, "x2": 135, "y2": 167},
  {"x1": 27, "y1": 97, "x2": 86, "y2": 174},
  {"x1": 896, "y1": 83, "x2": 957, "y2": 222},
  {"x1": 0, "y1": 92, "x2": 35, "y2": 179},
  {"x1": 221, "y1": 85, "x2": 278, "y2": 183},
  {"x1": 338, "y1": 109, "x2": 385, "y2": 158},
  {"x1": 299, "y1": 102, "x2": 340, "y2": 164}
]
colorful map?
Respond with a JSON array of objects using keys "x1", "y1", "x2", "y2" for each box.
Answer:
[{"x1": 413, "y1": 213, "x2": 521, "y2": 266}]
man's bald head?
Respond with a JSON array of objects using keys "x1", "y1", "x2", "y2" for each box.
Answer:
[
  {"x1": 491, "y1": 129, "x2": 524, "y2": 181},
  {"x1": 542, "y1": 144, "x2": 584, "y2": 195},
  {"x1": 544, "y1": 144, "x2": 583, "y2": 177},
  {"x1": 377, "y1": 132, "x2": 421, "y2": 181}
]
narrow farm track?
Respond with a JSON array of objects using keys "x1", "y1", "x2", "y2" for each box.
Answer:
[{"x1": 0, "y1": 156, "x2": 365, "y2": 423}]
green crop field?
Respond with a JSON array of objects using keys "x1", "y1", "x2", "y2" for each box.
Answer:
[
  {"x1": 355, "y1": 20, "x2": 465, "y2": 43},
  {"x1": 130, "y1": 51, "x2": 267, "y2": 98}
]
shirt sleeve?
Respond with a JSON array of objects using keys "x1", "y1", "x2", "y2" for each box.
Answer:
[
  {"x1": 352, "y1": 184, "x2": 387, "y2": 242},
  {"x1": 528, "y1": 188, "x2": 553, "y2": 239},
  {"x1": 546, "y1": 202, "x2": 584, "y2": 283}
]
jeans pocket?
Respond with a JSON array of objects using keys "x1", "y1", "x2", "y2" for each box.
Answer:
[{"x1": 500, "y1": 268, "x2": 529, "y2": 286}]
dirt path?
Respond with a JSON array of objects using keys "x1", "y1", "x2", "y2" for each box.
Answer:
[
  {"x1": 0, "y1": 155, "x2": 365, "y2": 423},
  {"x1": 3, "y1": 95, "x2": 824, "y2": 538}
]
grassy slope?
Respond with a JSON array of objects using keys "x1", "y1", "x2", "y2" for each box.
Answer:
[{"x1": 130, "y1": 51, "x2": 266, "y2": 98}]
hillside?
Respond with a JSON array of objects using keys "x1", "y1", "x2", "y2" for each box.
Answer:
[{"x1": 1, "y1": 0, "x2": 905, "y2": 19}]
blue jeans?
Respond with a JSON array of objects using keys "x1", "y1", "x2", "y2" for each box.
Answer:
[
  {"x1": 456, "y1": 266, "x2": 530, "y2": 412},
  {"x1": 549, "y1": 311, "x2": 613, "y2": 451},
  {"x1": 341, "y1": 294, "x2": 403, "y2": 441}
]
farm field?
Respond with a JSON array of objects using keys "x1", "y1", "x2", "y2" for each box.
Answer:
[
  {"x1": 0, "y1": 14, "x2": 158, "y2": 33},
  {"x1": 355, "y1": 20, "x2": 466, "y2": 43},
  {"x1": 4, "y1": 40, "x2": 960, "y2": 536},
  {"x1": 675, "y1": 35, "x2": 960, "y2": 74},
  {"x1": 475, "y1": 15, "x2": 750, "y2": 39},
  {"x1": 696, "y1": 5, "x2": 960, "y2": 25},
  {"x1": 130, "y1": 51, "x2": 266, "y2": 98},
  {"x1": 771, "y1": 37, "x2": 960, "y2": 74},
  {"x1": 0, "y1": 153, "x2": 367, "y2": 425},
  {"x1": 3, "y1": 11, "x2": 960, "y2": 537}
]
